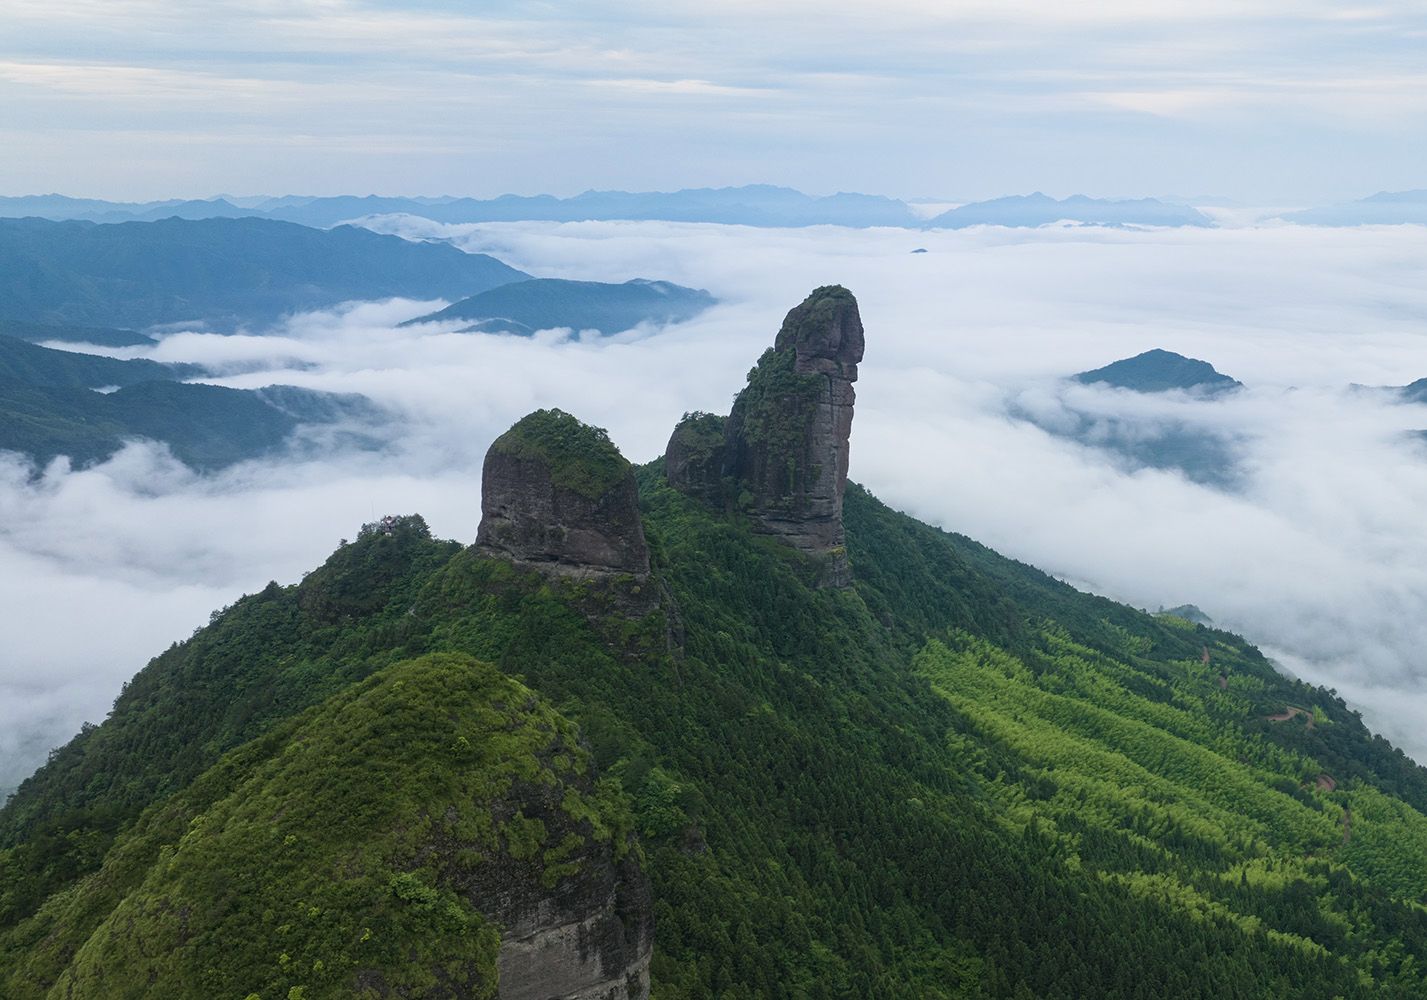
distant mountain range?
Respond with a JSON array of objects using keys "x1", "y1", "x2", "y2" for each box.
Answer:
[
  {"x1": 0, "y1": 217, "x2": 527, "y2": 330},
  {"x1": 1074, "y1": 348, "x2": 1243, "y2": 395},
  {"x1": 12, "y1": 185, "x2": 1427, "y2": 231},
  {"x1": 1281, "y1": 190, "x2": 1427, "y2": 226},
  {"x1": 926, "y1": 193, "x2": 1213, "y2": 229},
  {"x1": 0, "y1": 187, "x2": 923, "y2": 229},
  {"x1": 404, "y1": 278, "x2": 717, "y2": 336},
  {"x1": 0, "y1": 186, "x2": 1219, "y2": 230},
  {"x1": 1055, "y1": 355, "x2": 1427, "y2": 486},
  {"x1": 0, "y1": 335, "x2": 381, "y2": 470}
]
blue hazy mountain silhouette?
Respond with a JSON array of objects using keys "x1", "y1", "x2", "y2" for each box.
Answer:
[
  {"x1": 1281, "y1": 190, "x2": 1427, "y2": 226},
  {"x1": 404, "y1": 278, "x2": 716, "y2": 336},
  {"x1": 0, "y1": 187, "x2": 1219, "y2": 230},
  {"x1": 926, "y1": 193, "x2": 1213, "y2": 229},
  {"x1": 0, "y1": 217, "x2": 527, "y2": 330},
  {"x1": 1074, "y1": 349, "x2": 1243, "y2": 395},
  {"x1": 0, "y1": 335, "x2": 384, "y2": 470}
]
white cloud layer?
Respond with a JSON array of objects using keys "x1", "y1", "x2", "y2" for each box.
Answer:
[{"x1": 4, "y1": 219, "x2": 1427, "y2": 795}]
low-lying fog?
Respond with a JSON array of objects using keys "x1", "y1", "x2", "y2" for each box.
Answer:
[{"x1": 5, "y1": 218, "x2": 1427, "y2": 794}]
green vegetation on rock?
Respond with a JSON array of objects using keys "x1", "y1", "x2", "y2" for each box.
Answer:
[
  {"x1": 727, "y1": 347, "x2": 824, "y2": 505},
  {"x1": 773, "y1": 284, "x2": 858, "y2": 353},
  {"x1": 5, "y1": 460, "x2": 1427, "y2": 997},
  {"x1": 489, "y1": 408, "x2": 632, "y2": 500},
  {"x1": 2, "y1": 651, "x2": 635, "y2": 999},
  {"x1": 666, "y1": 412, "x2": 726, "y2": 465}
]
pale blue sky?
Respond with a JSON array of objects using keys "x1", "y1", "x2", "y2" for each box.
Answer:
[{"x1": 1, "y1": 0, "x2": 1422, "y2": 202}]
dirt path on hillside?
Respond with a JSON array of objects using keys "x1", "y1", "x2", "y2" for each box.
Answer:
[{"x1": 1265, "y1": 706, "x2": 1315, "y2": 730}]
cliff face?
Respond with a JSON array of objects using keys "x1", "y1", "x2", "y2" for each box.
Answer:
[
  {"x1": 666, "y1": 286, "x2": 864, "y2": 586},
  {"x1": 480, "y1": 777, "x2": 653, "y2": 1000},
  {"x1": 477, "y1": 409, "x2": 650, "y2": 580},
  {"x1": 450, "y1": 743, "x2": 652, "y2": 1000}
]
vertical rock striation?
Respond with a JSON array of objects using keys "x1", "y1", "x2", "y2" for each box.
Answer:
[
  {"x1": 488, "y1": 838, "x2": 653, "y2": 1000},
  {"x1": 666, "y1": 286, "x2": 864, "y2": 586},
  {"x1": 457, "y1": 773, "x2": 653, "y2": 1000},
  {"x1": 477, "y1": 409, "x2": 650, "y2": 580}
]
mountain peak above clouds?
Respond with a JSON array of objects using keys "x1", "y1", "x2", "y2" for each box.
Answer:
[{"x1": 1074, "y1": 349, "x2": 1243, "y2": 395}]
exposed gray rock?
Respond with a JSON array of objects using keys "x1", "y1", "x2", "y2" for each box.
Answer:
[
  {"x1": 457, "y1": 773, "x2": 652, "y2": 1000},
  {"x1": 663, "y1": 411, "x2": 728, "y2": 503},
  {"x1": 442, "y1": 755, "x2": 653, "y2": 1000},
  {"x1": 723, "y1": 286, "x2": 864, "y2": 586},
  {"x1": 476, "y1": 409, "x2": 650, "y2": 580},
  {"x1": 493, "y1": 848, "x2": 652, "y2": 1000}
]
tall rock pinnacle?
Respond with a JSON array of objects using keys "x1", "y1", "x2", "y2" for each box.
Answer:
[
  {"x1": 667, "y1": 285, "x2": 864, "y2": 586},
  {"x1": 476, "y1": 408, "x2": 651, "y2": 579}
]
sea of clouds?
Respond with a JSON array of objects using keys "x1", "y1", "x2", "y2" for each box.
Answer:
[{"x1": 4, "y1": 217, "x2": 1427, "y2": 795}]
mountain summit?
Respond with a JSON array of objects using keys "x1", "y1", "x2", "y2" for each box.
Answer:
[
  {"x1": 1074, "y1": 348, "x2": 1243, "y2": 394},
  {"x1": 666, "y1": 285, "x2": 864, "y2": 586}
]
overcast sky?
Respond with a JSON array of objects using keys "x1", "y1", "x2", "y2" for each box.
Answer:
[{"x1": 1, "y1": 0, "x2": 1424, "y2": 202}]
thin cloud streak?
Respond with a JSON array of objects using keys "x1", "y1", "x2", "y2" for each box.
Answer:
[{"x1": 2, "y1": 2, "x2": 1425, "y2": 199}]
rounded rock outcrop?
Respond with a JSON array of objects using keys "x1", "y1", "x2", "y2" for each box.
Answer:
[
  {"x1": 662, "y1": 411, "x2": 728, "y2": 504},
  {"x1": 476, "y1": 409, "x2": 650, "y2": 580},
  {"x1": 772, "y1": 284, "x2": 864, "y2": 380}
]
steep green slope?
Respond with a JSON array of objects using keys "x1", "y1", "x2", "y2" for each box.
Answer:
[
  {"x1": 6, "y1": 474, "x2": 1427, "y2": 996},
  {"x1": 2, "y1": 652, "x2": 641, "y2": 999},
  {"x1": 0, "y1": 217, "x2": 528, "y2": 330}
]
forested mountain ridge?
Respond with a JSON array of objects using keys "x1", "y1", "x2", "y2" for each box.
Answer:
[
  {"x1": 0, "y1": 217, "x2": 527, "y2": 330},
  {"x1": 3, "y1": 289, "x2": 1427, "y2": 998},
  {"x1": 0, "y1": 365, "x2": 385, "y2": 471},
  {"x1": 0, "y1": 334, "x2": 194, "y2": 389},
  {"x1": 0, "y1": 320, "x2": 155, "y2": 349}
]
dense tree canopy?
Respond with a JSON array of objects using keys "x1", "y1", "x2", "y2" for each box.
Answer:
[{"x1": 4, "y1": 470, "x2": 1427, "y2": 997}]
